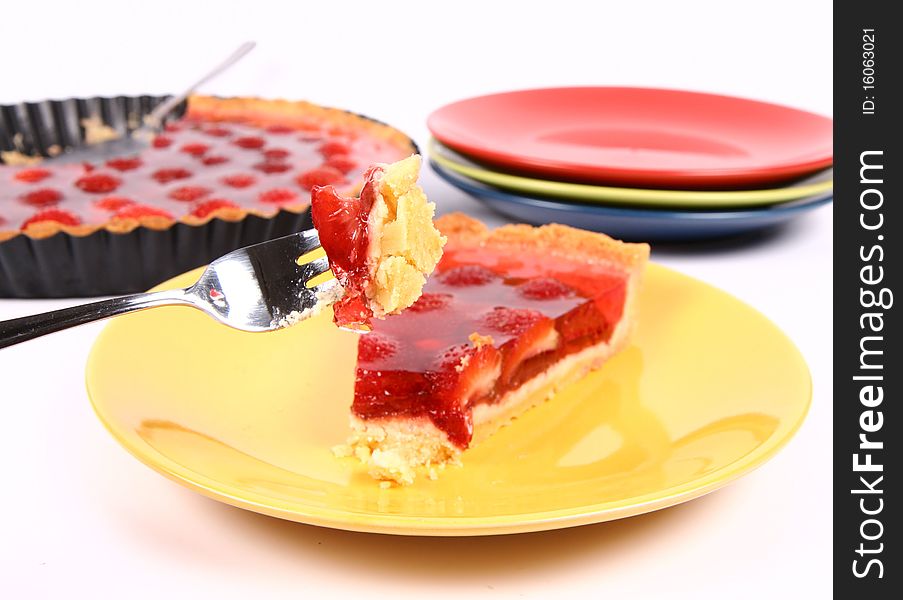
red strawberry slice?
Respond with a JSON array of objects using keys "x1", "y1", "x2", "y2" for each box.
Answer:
[
  {"x1": 233, "y1": 136, "x2": 265, "y2": 149},
  {"x1": 482, "y1": 307, "x2": 558, "y2": 385},
  {"x1": 258, "y1": 188, "x2": 299, "y2": 204},
  {"x1": 434, "y1": 342, "x2": 502, "y2": 414},
  {"x1": 557, "y1": 285, "x2": 625, "y2": 344},
  {"x1": 221, "y1": 173, "x2": 256, "y2": 188},
  {"x1": 203, "y1": 126, "x2": 232, "y2": 137},
  {"x1": 263, "y1": 148, "x2": 291, "y2": 160},
  {"x1": 152, "y1": 168, "x2": 192, "y2": 184},
  {"x1": 168, "y1": 186, "x2": 211, "y2": 202},
  {"x1": 407, "y1": 292, "x2": 452, "y2": 313},
  {"x1": 517, "y1": 277, "x2": 574, "y2": 300},
  {"x1": 13, "y1": 168, "x2": 52, "y2": 183},
  {"x1": 201, "y1": 155, "x2": 230, "y2": 166},
  {"x1": 105, "y1": 157, "x2": 143, "y2": 171},
  {"x1": 180, "y1": 143, "x2": 210, "y2": 156},
  {"x1": 152, "y1": 135, "x2": 173, "y2": 148},
  {"x1": 310, "y1": 168, "x2": 383, "y2": 327},
  {"x1": 113, "y1": 204, "x2": 174, "y2": 220},
  {"x1": 318, "y1": 140, "x2": 351, "y2": 157},
  {"x1": 19, "y1": 188, "x2": 62, "y2": 207},
  {"x1": 324, "y1": 155, "x2": 357, "y2": 174},
  {"x1": 22, "y1": 209, "x2": 81, "y2": 229},
  {"x1": 94, "y1": 196, "x2": 135, "y2": 211},
  {"x1": 75, "y1": 173, "x2": 121, "y2": 194},
  {"x1": 192, "y1": 199, "x2": 239, "y2": 219},
  {"x1": 438, "y1": 265, "x2": 497, "y2": 287},
  {"x1": 253, "y1": 161, "x2": 292, "y2": 174},
  {"x1": 295, "y1": 166, "x2": 346, "y2": 190},
  {"x1": 482, "y1": 307, "x2": 545, "y2": 337},
  {"x1": 357, "y1": 332, "x2": 399, "y2": 363}
]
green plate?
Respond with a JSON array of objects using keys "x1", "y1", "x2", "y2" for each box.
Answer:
[{"x1": 429, "y1": 139, "x2": 834, "y2": 209}]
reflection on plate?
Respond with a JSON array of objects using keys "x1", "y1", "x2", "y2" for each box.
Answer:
[
  {"x1": 432, "y1": 161, "x2": 833, "y2": 242},
  {"x1": 86, "y1": 262, "x2": 811, "y2": 536},
  {"x1": 430, "y1": 139, "x2": 834, "y2": 209},
  {"x1": 427, "y1": 87, "x2": 833, "y2": 188}
]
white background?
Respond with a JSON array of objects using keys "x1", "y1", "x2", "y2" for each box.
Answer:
[{"x1": 1, "y1": 1, "x2": 832, "y2": 598}]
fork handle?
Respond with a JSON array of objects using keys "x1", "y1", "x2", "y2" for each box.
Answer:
[{"x1": 0, "y1": 289, "x2": 192, "y2": 350}]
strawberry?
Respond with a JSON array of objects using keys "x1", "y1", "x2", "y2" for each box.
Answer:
[
  {"x1": 19, "y1": 188, "x2": 62, "y2": 207},
  {"x1": 233, "y1": 136, "x2": 265, "y2": 149},
  {"x1": 113, "y1": 204, "x2": 174, "y2": 220},
  {"x1": 94, "y1": 196, "x2": 134, "y2": 211},
  {"x1": 105, "y1": 157, "x2": 143, "y2": 171},
  {"x1": 438, "y1": 265, "x2": 497, "y2": 287},
  {"x1": 407, "y1": 292, "x2": 452, "y2": 313},
  {"x1": 22, "y1": 209, "x2": 81, "y2": 229},
  {"x1": 318, "y1": 140, "x2": 351, "y2": 157},
  {"x1": 201, "y1": 155, "x2": 230, "y2": 166},
  {"x1": 295, "y1": 166, "x2": 346, "y2": 190},
  {"x1": 495, "y1": 316, "x2": 558, "y2": 386},
  {"x1": 265, "y1": 125, "x2": 294, "y2": 134},
  {"x1": 13, "y1": 168, "x2": 52, "y2": 183},
  {"x1": 358, "y1": 333, "x2": 399, "y2": 363},
  {"x1": 258, "y1": 188, "x2": 299, "y2": 204},
  {"x1": 192, "y1": 199, "x2": 239, "y2": 219},
  {"x1": 324, "y1": 155, "x2": 357, "y2": 174},
  {"x1": 151, "y1": 168, "x2": 192, "y2": 183},
  {"x1": 180, "y1": 143, "x2": 210, "y2": 156},
  {"x1": 263, "y1": 148, "x2": 291, "y2": 160},
  {"x1": 75, "y1": 173, "x2": 121, "y2": 194},
  {"x1": 482, "y1": 307, "x2": 545, "y2": 336},
  {"x1": 517, "y1": 277, "x2": 574, "y2": 300},
  {"x1": 333, "y1": 296, "x2": 374, "y2": 329},
  {"x1": 221, "y1": 174, "x2": 256, "y2": 188},
  {"x1": 203, "y1": 126, "x2": 232, "y2": 137},
  {"x1": 152, "y1": 135, "x2": 173, "y2": 148},
  {"x1": 310, "y1": 181, "x2": 376, "y2": 327},
  {"x1": 253, "y1": 161, "x2": 292, "y2": 174},
  {"x1": 432, "y1": 342, "x2": 502, "y2": 444},
  {"x1": 168, "y1": 186, "x2": 211, "y2": 202}
]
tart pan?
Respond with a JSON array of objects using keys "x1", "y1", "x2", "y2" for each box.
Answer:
[{"x1": 0, "y1": 95, "x2": 410, "y2": 297}]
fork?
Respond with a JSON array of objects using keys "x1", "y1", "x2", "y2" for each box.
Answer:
[
  {"x1": 0, "y1": 229, "x2": 340, "y2": 349},
  {"x1": 47, "y1": 41, "x2": 256, "y2": 164}
]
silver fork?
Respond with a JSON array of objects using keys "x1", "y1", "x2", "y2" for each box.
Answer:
[{"x1": 0, "y1": 229, "x2": 340, "y2": 349}]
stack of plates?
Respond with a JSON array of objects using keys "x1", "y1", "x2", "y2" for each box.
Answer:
[{"x1": 427, "y1": 88, "x2": 833, "y2": 241}]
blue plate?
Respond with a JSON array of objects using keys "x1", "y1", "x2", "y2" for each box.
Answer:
[{"x1": 431, "y1": 161, "x2": 833, "y2": 241}]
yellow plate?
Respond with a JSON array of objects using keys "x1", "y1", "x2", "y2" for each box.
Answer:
[
  {"x1": 430, "y1": 138, "x2": 835, "y2": 208},
  {"x1": 85, "y1": 264, "x2": 811, "y2": 536}
]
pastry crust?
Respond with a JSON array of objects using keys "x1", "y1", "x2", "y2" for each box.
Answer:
[
  {"x1": 2, "y1": 96, "x2": 417, "y2": 242},
  {"x1": 364, "y1": 156, "x2": 446, "y2": 318},
  {"x1": 343, "y1": 213, "x2": 650, "y2": 484}
]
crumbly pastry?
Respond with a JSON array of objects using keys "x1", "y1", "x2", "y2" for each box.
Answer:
[
  {"x1": 311, "y1": 155, "x2": 445, "y2": 328},
  {"x1": 337, "y1": 213, "x2": 650, "y2": 484}
]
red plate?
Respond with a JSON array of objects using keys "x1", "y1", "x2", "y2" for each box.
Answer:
[{"x1": 427, "y1": 87, "x2": 833, "y2": 189}]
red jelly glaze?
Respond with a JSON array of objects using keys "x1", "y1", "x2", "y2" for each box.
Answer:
[
  {"x1": 310, "y1": 165, "x2": 384, "y2": 327},
  {"x1": 352, "y1": 247, "x2": 628, "y2": 448}
]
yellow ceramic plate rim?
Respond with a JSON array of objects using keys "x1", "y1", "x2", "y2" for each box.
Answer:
[
  {"x1": 85, "y1": 264, "x2": 812, "y2": 536},
  {"x1": 430, "y1": 138, "x2": 834, "y2": 208}
]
